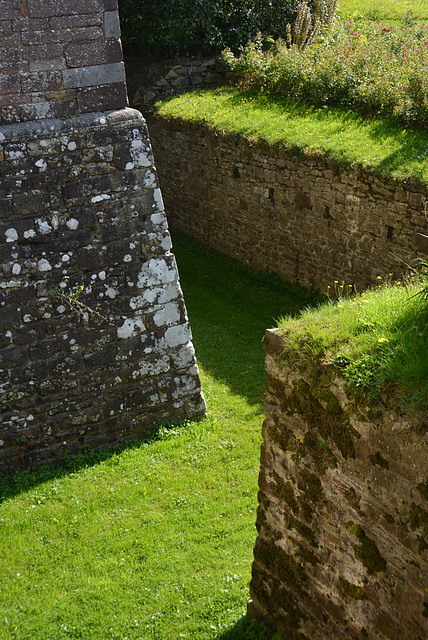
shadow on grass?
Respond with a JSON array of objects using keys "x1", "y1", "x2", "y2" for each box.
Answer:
[
  {"x1": 0, "y1": 420, "x2": 192, "y2": 503},
  {"x1": 171, "y1": 230, "x2": 321, "y2": 404},
  {"x1": 215, "y1": 615, "x2": 270, "y2": 640}
]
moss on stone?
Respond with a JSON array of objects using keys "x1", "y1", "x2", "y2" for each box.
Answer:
[
  {"x1": 384, "y1": 513, "x2": 394, "y2": 524},
  {"x1": 339, "y1": 577, "x2": 366, "y2": 600},
  {"x1": 253, "y1": 537, "x2": 303, "y2": 589},
  {"x1": 345, "y1": 521, "x2": 387, "y2": 574},
  {"x1": 370, "y1": 451, "x2": 389, "y2": 469},
  {"x1": 272, "y1": 471, "x2": 299, "y2": 515},
  {"x1": 267, "y1": 421, "x2": 296, "y2": 452},
  {"x1": 417, "y1": 480, "x2": 428, "y2": 501},
  {"x1": 301, "y1": 431, "x2": 337, "y2": 475},
  {"x1": 409, "y1": 503, "x2": 428, "y2": 534},
  {"x1": 299, "y1": 467, "x2": 323, "y2": 504},
  {"x1": 423, "y1": 601, "x2": 428, "y2": 618}
]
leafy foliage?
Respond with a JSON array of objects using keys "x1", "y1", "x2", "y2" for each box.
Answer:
[
  {"x1": 118, "y1": 0, "x2": 319, "y2": 54},
  {"x1": 222, "y1": 17, "x2": 428, "y2": 128}
]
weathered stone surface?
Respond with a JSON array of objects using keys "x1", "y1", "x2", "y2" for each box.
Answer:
[
  {"x1": 0, "y1": 0, "x2": 128, "y2": 124},
  {"x1": 148, "y1": 118, "x2": 428, "y2": 293},
  {"x1": 0, "y1": 108, "x2": 206, "y2": 473},
  {"x1": 132, "y1": 58, "x2": 229, "y2": 107},
  {"x1": 250, "y1": 329, "x2": 428, "y2": 640}
]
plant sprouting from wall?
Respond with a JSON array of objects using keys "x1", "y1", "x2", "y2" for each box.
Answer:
[{"x1": 49, "y1": 277, "x2": 110, "y2": 325}]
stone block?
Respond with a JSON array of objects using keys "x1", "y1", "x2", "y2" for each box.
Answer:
[
  {"x1": 76, "y1": 81, "x2": 128, "y2": 113},
  {"x1": 104, "y1": 10, "x2": 121, "y2": 38},
  {"x1": 62, "y1": 61, "x2": 125, "y2": 89},
  {"x1": 64, "y1": 37, "x2": 122, "y2": 68}
]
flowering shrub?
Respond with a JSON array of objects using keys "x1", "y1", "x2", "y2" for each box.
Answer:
[{"x1": 222, "y1": 18, "x2": 428, "y2": 127}]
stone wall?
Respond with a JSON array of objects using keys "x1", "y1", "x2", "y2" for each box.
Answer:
[
  {"x1": 0, "y1": 0, "x2": 127, "y2": 123},
  {"x1": 131, "y1": 58, "x2": 231, "y2": 108},
  {"x1": 0, "y1": 107, "x2": 206, "y2": 473},
  {"x1": 248, "y1": 329, "x2": 427, "y2": 640},
  {"x1": 0, "y1": 1, "x2": 205, "y2": 473},
  {"x1": 148, "y1": 117, "x2": 428, "y2": 293}
]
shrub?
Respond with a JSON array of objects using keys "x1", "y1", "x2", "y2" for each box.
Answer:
[
  {"x1": 222, "y1": 17, "x2": 428, "y2": 128},
  {"x1": 118, "y1": 0, "x2": 319, "y2": 55}
]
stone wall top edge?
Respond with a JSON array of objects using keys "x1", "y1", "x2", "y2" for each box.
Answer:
[
  {"x1": 149, "y1": 113, "x2": 428, "y2": 193},
  {"x1": 0, "y1": 107, "x2": 145, "y2": 141}
]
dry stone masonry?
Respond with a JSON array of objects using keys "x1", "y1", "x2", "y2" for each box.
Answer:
[
  {"x1": 148, "y1": 118, "x2": 428, "y2": 293},
  {"x1": 248, "y1": 329, "x2": 428, "y2": 640},
  {"x1": 0, "y1": 1, "x2": 205, "y2": 473},
  {"x1": 132, "y1": 58, "x2": 231, "y2": 108}
]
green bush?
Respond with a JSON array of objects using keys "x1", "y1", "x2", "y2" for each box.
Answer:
[
  {"x1": 118, "y1": 0, "x2": 317, "y2": 54},
  {"x1": 222, "y1": 17, "x2": 428, "y2": 128}
]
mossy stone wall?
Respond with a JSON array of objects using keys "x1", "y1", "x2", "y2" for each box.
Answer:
[
  {"x1": 249, "y1": 329, "x2": 428, "y2": 640},
  {"x1": 148, "y1": 117, "x2": 428, "y2": 293}
]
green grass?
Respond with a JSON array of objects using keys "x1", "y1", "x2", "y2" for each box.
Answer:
[
  {"x1": 156, "y1": 87, "x2": 428, "y2": 185},
  {"x1": 340, "y1": 0, "x2": 428, "y2": 21},
  {"x1": 278, "y1": 276, "x2": 428, "y2": 413},
  {"x1": 0, "y1": 232, "x2": 319, "y2": 640}
]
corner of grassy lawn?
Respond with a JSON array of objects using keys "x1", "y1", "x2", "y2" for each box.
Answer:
[
  {"x1": 153, "y1": 86, "x2": 428, "y2": 187},
  {"x1": 0, "y1": 232, "x2": 321, "y2": 640},
  {"x1": 277, "y1": 276, "x2": 428, "y2": 417}
]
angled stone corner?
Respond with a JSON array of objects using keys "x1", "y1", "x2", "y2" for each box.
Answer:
[
  {"x1": 250, "y1": 329, "x2": 427, "y2": 640},
  {"x1": 0, "y1": 0, "x2": 205, "y2": 473}
]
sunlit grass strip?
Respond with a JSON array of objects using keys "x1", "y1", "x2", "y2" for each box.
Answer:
[
  {"x1": 155, "y1": 87, "x2": 428, "y2": 185},
  {"x1": 278, "y1": 276, "x2": 428, "y2": 411},
  {"x1": 340, "y1": 0, "x2": 428, "y2": 21},
  {"x1": 0, "y1": 233, "x2": 318, "y2": 640}
]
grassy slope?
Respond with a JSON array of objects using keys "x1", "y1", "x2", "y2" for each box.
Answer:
[
  {"x1": 156, "y1": 87, "x2": 428, "y2": 186},
  {"x1": 0, "y1": 233, "x2": 318, "y2": 640}
]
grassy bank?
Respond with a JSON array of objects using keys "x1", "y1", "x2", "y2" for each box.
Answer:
[
  {"x1": 155, "y1": 87, "x2": 428, "y2": 184},
  {"x1": 278, "y1": 275, "x2": 428, "y2": 416},
  {"x1": 0, "y1": 233, "x2": 318, "y2": 640}
]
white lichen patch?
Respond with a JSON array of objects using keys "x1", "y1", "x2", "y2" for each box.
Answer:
[
  {"x1": 117, "y1": 315, "x2": 145, "y2": 339},
  {"x1": 5, "y1": 228, "x2": 18, "y2": 243},
  {"x1": 165, "y1": 323, "x2": 192, "y2": 347},
  {"x1": 104, "y1": 285, "x2": 118, "y2": 299},
  {"x1": 91, "y1": 194, "x2": 110, "y2": 203},
  {"x1": 153, "y1": 188, "x2": 164, "y2": 212},
  {"x1": 137, "y1": 257, "x2": 177, "y2": 288},
  {"x1": 66, "y1": 218, "x2": 79, "y2": 230},
  {"x1": 12, "y1": 263, "x2": 21, "y2": 275},
  {"x1": 68, "y1": 141, "x2": 77, "y2": 151},
  {"x1": 98, "y1": 270, "x2": 106, "y2": 281},
  {"x1": 37, "y1": 258, "x2": 52, "y2": 272},
  {"x1": 153, "y1": 302, "x2": 180, "y2": 327},
  {"x1": 144, "y1": 170, "x2": 157, "y2": 188},
  {"x1": 123, "y1": 254, "x2": 132, "y2": 263},
  {"x1": 36, "y1": 219, "x2": 52, "y2": 235},
  {"x1": 35, "y1": 158, "x2": 47, "y2": 171},
  {"x1": 131, "y1": 355, "x2": 170, "y2": 379},
  {"x1": 125, "y1": 162, "x2": 135, "y2": 170},
  {"x1": 23, "y1": 229, "x2": 36, "y2": 239}
]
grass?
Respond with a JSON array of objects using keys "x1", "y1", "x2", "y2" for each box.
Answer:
[
  {"x1": 278, "y1": 275, "x2": 428, "y2": 414},
  {"x1": 339, "y1": 0, "x2": 428, "y2": 22},
  {"x1": 0, "y1": 232, "x2": 319, "y2": 640},
  {"x1": 155, "y1": 87, "x2": 428, "y2": 184}
]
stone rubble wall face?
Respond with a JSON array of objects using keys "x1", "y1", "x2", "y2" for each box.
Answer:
[
  {"x1": 132, "y1": 58, "x2": 232, "y2": 107},
  {"x1": 0, "y1": 0, "x2": 127, "y2": 124},
  {"x1": 0, "y1": 107, "x2": 206, "y2": 473},
  {"x1": 149, "y1": 118, "x2": 428, "y2": 292},
  {"x1": 250, "y1": 329, "x2": 428, "y2": 640}
]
